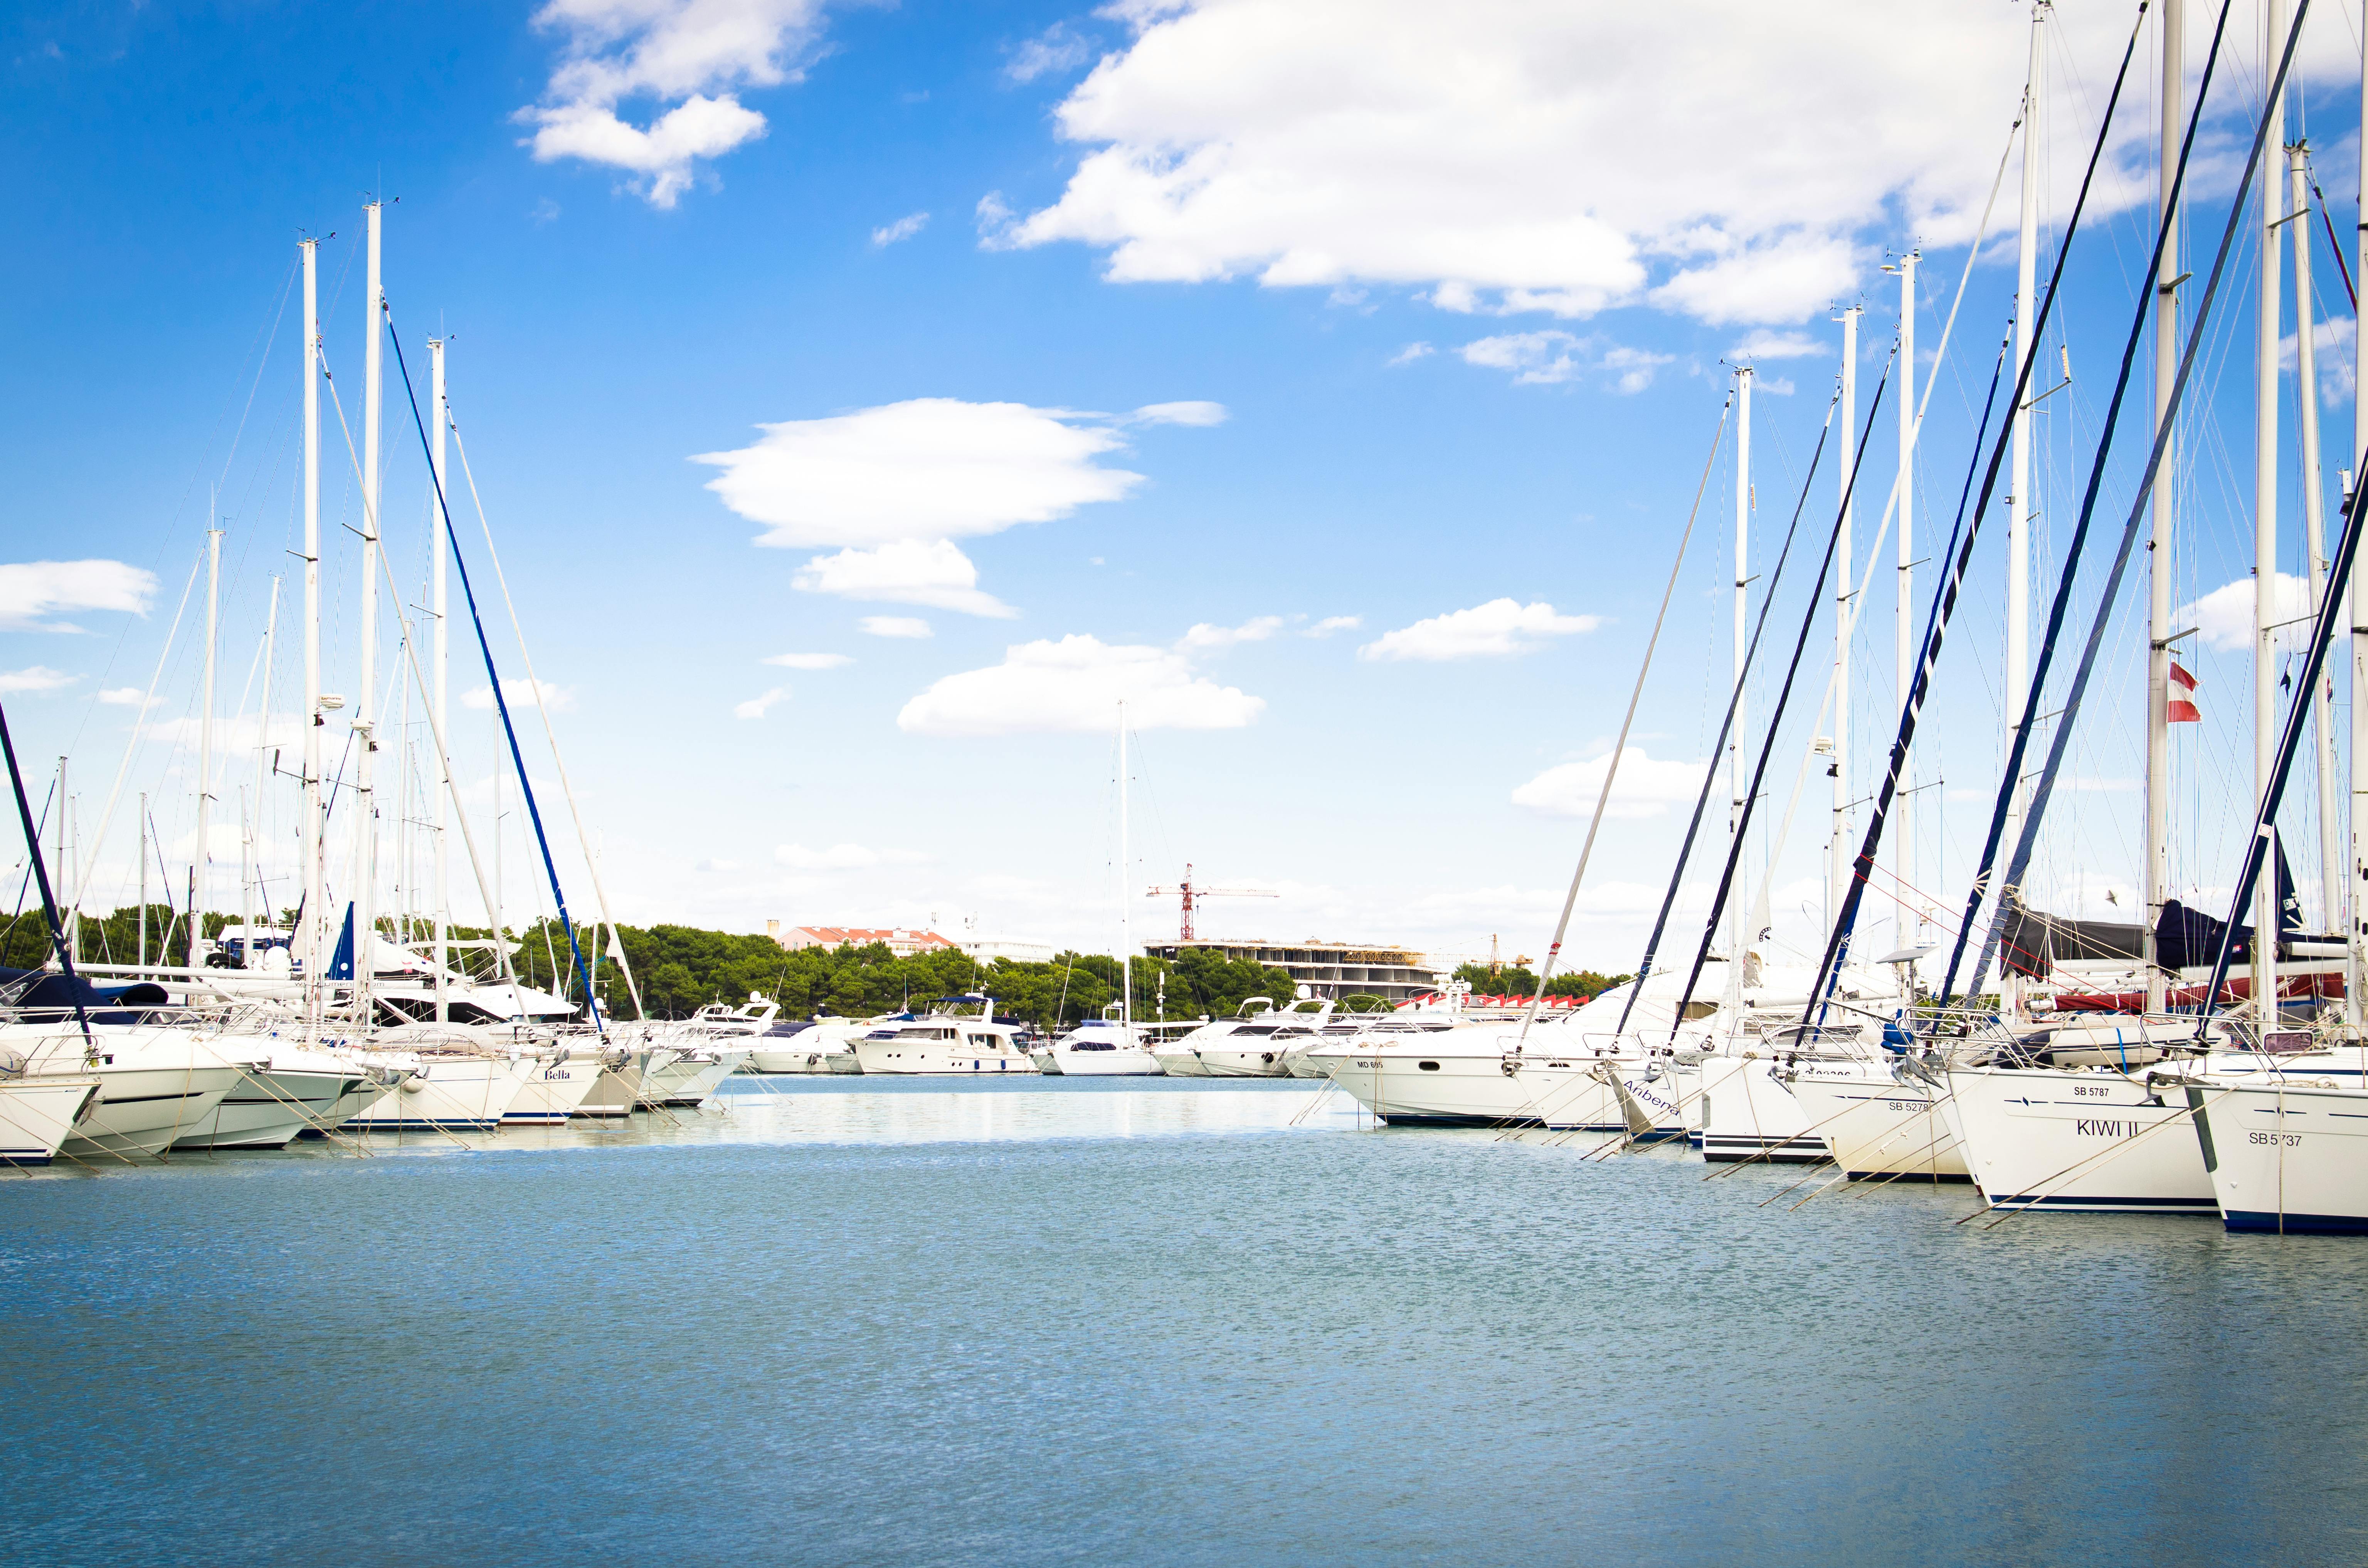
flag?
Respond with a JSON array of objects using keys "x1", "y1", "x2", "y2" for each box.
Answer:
[{"x1": 2167, "y1": 660, "x2": 2200, "y2": 723}]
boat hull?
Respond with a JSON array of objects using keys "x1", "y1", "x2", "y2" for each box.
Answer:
[
  {"x1": 504, "y1": 1056, "x2": 608, "y2": 1124},
  {"x1": 2189, "y1": 1079, "x2": 2368, "y2": 1234},
  {"x1": 345, "y1": 1056, "x2": 528, "y2": 1132},
  {"x1": 0, "y1": 1078, "x2": 100, "y2": 1164},
  {"x1": 172, "y1": 1066, "x2": 379, "y2": 1150},
  {"x1": 64, "y1": 1064, "x2": 242, "y2": 1160},
  {"x1": 1944, "y1": 1066, "x2": 2211, "y2": 1213},
  {"x1": 1698, "y1": 1055, "x2": 1829, "y2": 1164},
  {"x1": 1783, "y1": 1067, "x2": 1968, "y2": 1181}
]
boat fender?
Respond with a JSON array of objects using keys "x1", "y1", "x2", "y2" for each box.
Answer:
[{"x1": 400, "y1": 1075, "x2": 426, "y2": 1093}]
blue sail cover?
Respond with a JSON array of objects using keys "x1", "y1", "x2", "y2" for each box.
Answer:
[
  {"x1": 0, "y1": 966, "x2": 170, "y2": 1018},
  {"x1": 327, "y1": 904, "x2": 357, "y2": 981}
]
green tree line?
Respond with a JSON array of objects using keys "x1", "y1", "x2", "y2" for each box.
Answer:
[{"x1": 1451, "y1": 961, "x2": 1632, "y2": 1000}]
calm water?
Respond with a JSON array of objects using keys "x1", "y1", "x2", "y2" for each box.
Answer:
[{"x1": 3, "y1": 1076, "x2": 2362, "y2": 1565}]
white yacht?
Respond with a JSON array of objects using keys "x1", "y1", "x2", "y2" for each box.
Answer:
[
  {"x1": 0, "y1": 1020, "x2": 246, "y2": 1160},
  {"x1": 2182, "y1": 1063, "x2": 2368, "y2": 1233},
  {"x1": 0, "y1": 1075, "x2": 101, "y2": 1165},
  {"x1": 1031, "y1": 1010, "x2": 1162, "y2": 1076},
  {"x1": 341, "y1": 1026, "x2": 531, "y2": 1132},
  {"x1": 1181, "y1": 998, "x2": 1325, "y2": 1078},
  {"x1": 852, "y1": 997, "x2": 1037, "y2": 1075},
  {"x1": 747, "y1": 1015, "x2": 872, "y2": 1074},
  {"x1": 632, "y1": 997, "x2": 774, "y2": 1105},
  {"x1": 172, "y1": 1040, "x2": 389, "y2": 1150}
]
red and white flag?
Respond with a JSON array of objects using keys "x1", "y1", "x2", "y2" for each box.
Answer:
[{"x1": 2167, "y1": 660, "x2": 2200, "y2": 723}]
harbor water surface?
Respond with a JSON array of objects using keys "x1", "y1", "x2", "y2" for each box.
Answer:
[{"x1": 3, "y1": 1076, "x2": 2362, "y2": 1565}]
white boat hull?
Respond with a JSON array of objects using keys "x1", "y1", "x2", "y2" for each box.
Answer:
[
  {"x1": 2188, "y1": 1078, "x2": 2368, "y2": 1234},
  {"x1": 346, "y1": 1055, "x2": 528, "y2": 1132},
  {"x1": 1945, "y1": 1066, "x2": 2211, "y2": 1213},
  {"x1": 1783, "y1": 1067, "x2": 1967, "y2": 1181},
  {"x1": 853, "y1": 1041, "x2": 1038, "y2": 1075},
  {"x1": 1322, "y1": 1042, "x2": 1542, "y2": 1126},
  {"x1": 1034, "y1": 1046, "x2": 1162, "y2": 1076},
  {"x1": 173, "y1": 1065, "x2": 380, "y2": 1150},
  {"x1": 1196, "y1": 1045, "x2": 1290, "y2": 1078},
  {"x1": 1697, "y1": 1055, "x2": 1829, "y2": 1163},
  {"x1": 504, "y1": 1056, "x2": 608, "y2": 1124},
  {"x1": 0, "y1": 1077, "x2": 100, "y2": 1164},
  {"x1": 64, "y1": 1064, "x2": 242, "y2": 1160}
]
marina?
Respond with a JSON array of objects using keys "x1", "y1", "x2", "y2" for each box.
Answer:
[{"x1": 17, "y1": 0, "x2": 2368, "y2": 1558}]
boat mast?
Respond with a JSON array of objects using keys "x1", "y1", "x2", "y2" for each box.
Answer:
[
  {"x1": 1118, "y1": 698, "x2": 1131, "y2": 1028},
  {"x1": 355, "y1": 200, "x2": 383, "y2": 1023},
  {"x1": 195, "y1": 523, "x2": 220, "y2": 967},
  {"x1": 301, "y1": 235, "x2": 323, "y2": 1033},
  {"x1": 431, "y1": 336, "x2": 449, "y2": 1023},
  {"x1": 2146, "y1": 0, "x2": 2181, "y2": 1016},
  {"x1": 1892, "y1": 253, "x2": 1917, "y2": 944},
  {"x1": 1833, "y1": 304, "x2": 1860, "y2": 930},
  {"x1": 2005, "y1": 0, "x2": 2046, "y2": 1019},
  {"x1": 56, "y1": 758, "x2": 71, "y2": 962},
  {"x1": 2353, "y1": 12, "x2": 2368, "y2": 1031},
  {"x1": 247, "y1": 577, "x2": 279, "y2": 970},
  {"x1": 2291, "y1": 138, "x2": 2339, "y2": 937},
  {"x1": 137, "y1": 789, "x2": 147, "y2": 976},
  {"x1": 2255, "y1": 0, "x2": 2286, "y2": 1023},
  {"x1": 1731, "y1": 364, "x2": 1752, "y2": 968}
]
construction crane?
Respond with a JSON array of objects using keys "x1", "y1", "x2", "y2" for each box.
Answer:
[{"x1": 1144, "y1": 863, "x2": 1277, "y2": 943}]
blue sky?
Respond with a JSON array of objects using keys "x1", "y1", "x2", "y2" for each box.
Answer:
[{"x1": 5, "y1": 0, "x2": 2365, "y2": 976}]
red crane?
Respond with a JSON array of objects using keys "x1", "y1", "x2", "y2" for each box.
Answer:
[{"x1": 1144, "y1": 863, "x2": 1277, "y2": 942}]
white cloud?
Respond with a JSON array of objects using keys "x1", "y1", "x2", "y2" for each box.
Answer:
[
  {"x1": 97, "y1": 686, "x2": 151, "y2": 706},
  {"x1": 1387, "y1": 342, "x2": 1433, "y2": 366},
  {"x1": 735, "y1": 685, "x2": 791, "y2": 718},
  {"x1": 2178, "y1": 573, "x2": 2312, "y2": 653},
  {"x1": 1127, "y1": 400, "x2": 1228, "y2": 427},
  {"x1": 996, "y1": 0, "x2": 2334, "y2": 325},
  {"x1": 462, "y1": 677, "x2": 577, "y2": 712},
  {"x1": 0, "y1": 560, "x2": 157, "y2": 632},
  {"x1": 898, "y1": 634, "x2": 1265, "y2": 736},
  {"x1": 1307, "y1": 615, "x2": 1360, "y2": 637},
  {"x1": 775, "y1": 842, "x2": 929, "y2": 869},
  {"x1": 871, "y1": 211, "x2": 929, "y2": 246},
  {"x1": 764, "y1": 652, "x2": 851, "y2": 669},
  {"x1": 792, "y1": 540, "x2": 1018, "y2": 618},
  {"x1": 518, "y1": 0, "x2": 824, "y2": 207},
  {"x1": 1359, "y1": 598, "x2": 1599, "y2": 661},
  {"x1": 1512, "y1": 747, "x2": 1710, "y2": 821},
  {"x1": 696, "y1": 398, "x2": 1149, "y2": 549},
  {"x1": 861, "y1": 615, "x2": 933, "y2": 639},
  {"x1": 1731, "y1": 328, "x2": 1827, "y2": 360},
  {"x1": 1178, "y1": 615, "x2": 1286, "y2": 651},
  {"x1": 1458, "y1": 331, "x2": 1671, "y2": 392},
  {"x1": 1006, "y1": 21, "x2": 1093, "y2": 83},
  {"x1": 0, "y1": 667, "x2": 74, "y2": 694},
  {"x1": 2281, "y1": 316, "x2": 2357, "y2": 406}
]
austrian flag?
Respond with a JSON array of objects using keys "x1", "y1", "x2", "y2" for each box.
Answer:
[{"x1": 2167, "y1": 660, "x2": 2201, "y2": 723}]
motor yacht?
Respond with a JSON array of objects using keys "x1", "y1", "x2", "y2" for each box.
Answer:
[
  {"x1": 1031, "y1": 1010, "x2": 1162, "y2": 1076},
  {"x1": 747, "y1": 1015, "x2": 874, "y2": 1074},
  {"x1": 852, "y1": 997, "x2": 1037, "y2": 1075},
  {"x1": 0, "y1": 1075, "x2": 101, "y2": 1164}
]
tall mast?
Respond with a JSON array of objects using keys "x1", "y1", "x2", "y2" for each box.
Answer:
[
  {"x1": 137, "y1": 789, "x2": 147, "y2": 976},
  {"x1": 301, "y1": 235, "x2": 323, "y2": 1031},
  {"x1": 1731, "y1": 365, "x2": 1752, "y2": 967},
  {"x1": 56, "y1": 758, "x2": 71, "y2": 962},
  {"x1": 1118, "y1": 699, "x2": 1131, "y2": 1028},
  {"x1": 1893, "y1": 253, "x2": 1918, "y2": 944},
  {"x1": 431, "y1": 337, "x2": 449, "y2": 1023},
  {"x1": 2353, "y1": 7, "x2": 2368, "y2": 1030},
  {"x1": 355, "y1": 200, "x2": 383, "y2": 1022},
  {"x1": 2146, "y1": 0, "x2": 2181, "y2": 1015},
  {"x1": 248, "y1": 576, "x2": 280, "y2": 965},
  {"x1": 2005, "y1": 0, "x2": 2046, "y2": 1019},
  {"x1": 195, "y1": 524, "x2": 220, "y2": 966},
  {"x1": 1832, "y1": 305, "x2": 1860, "y2": 928},
  {"x1": 2254, "y1": 0, "x2": 2286, "y2": 1022},
  {"x1": 2292, "y1": 141, "x2": 2339, "y2": 936}
]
